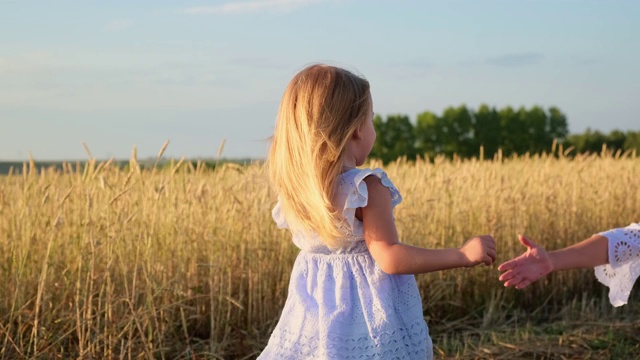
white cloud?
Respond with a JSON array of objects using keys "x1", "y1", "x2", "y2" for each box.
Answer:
[
  {"x1": 0, "y1": 51, "x2": 54, "y2": 74},
  {"x1": 104, "y1": 19, "x2": 133, "y2": 32},
  {"x1": 487, "y1": 53, "x2": 544, "y2": 67},
  {"x1": 184, "y1": 0, "x2": 323, "y2": 15},
  {"x1": 0, "y1": 49, "x2": 276, "y2": 111}
]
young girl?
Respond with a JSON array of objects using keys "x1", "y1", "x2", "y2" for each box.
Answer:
[
  {"x1": 498, "y1": 224, "x2": 640, "y2": 307},
  {"x1": 259, "y1": 64, "x2": 497, "y2": 359}
]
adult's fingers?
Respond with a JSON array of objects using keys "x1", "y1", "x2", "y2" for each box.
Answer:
[
  {"x1": 518, "y1": 234, "x2": 537, "y2": 249},
  {"x1": 499, "y1": 269, "x2": 516, "y2": 282},
  {"x1": 503, "y1": 274, "x2": 523, "y2": 287},
  {"x1": 497, "y1": 259, "x2": 519, "y2": 272},
  {"x1": 515, "y1": 279, "x2": 532, "y2": 289}
]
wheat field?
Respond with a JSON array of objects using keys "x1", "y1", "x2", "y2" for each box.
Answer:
[{"x1": 0, "y1": 150, "x2": 639, "y2": 359}]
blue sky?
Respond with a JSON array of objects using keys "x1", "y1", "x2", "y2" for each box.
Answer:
[{"x1": 1, "y1": 0, "x2": 638, "y2": 161}]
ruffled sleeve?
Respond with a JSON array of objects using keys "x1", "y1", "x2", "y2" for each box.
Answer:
[
  {"x1": 594, "y1": 223, "x2": 640, "y2": 307},
  {"x1": 271, "y1": 198, "x2": 289, "y2": 229},
  {"x1": 341, "y1": 168, "x2": 402, "y2": 235}
]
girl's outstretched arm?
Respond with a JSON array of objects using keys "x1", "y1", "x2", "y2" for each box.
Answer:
[
  {"x1": 361, "y1": 176, "x2": 496, "y2": 275},
  {"x1": 498, "y1": 234, "x2": 608, "y2": 289}
]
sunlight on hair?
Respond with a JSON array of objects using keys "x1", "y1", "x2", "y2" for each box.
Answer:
[{"x1": 268, "y1": 64, "x2": 371, "y2": 248}]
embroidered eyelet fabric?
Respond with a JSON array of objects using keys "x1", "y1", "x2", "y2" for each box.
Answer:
[
  {"x1": 594, "y1": 223, "x2": 640, "y2": 307},
  {"x1": 259, "y1": 168, "x2": 432, "y2": 359}
]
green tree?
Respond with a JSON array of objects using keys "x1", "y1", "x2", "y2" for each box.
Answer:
[
  {"x1": 522, "y1": 106, "x2": 548, "y2": 153},
  {"x1": 498, "y1": 106, "x2": 524, "y2": 156},
  {"x1": 607, "y1": 130, "x2": 626, "y2": 152},
  {"x1": 566, "y1": 128, "x2": 607, "y2": 153},
  {"x1": 370, "y1": 114, "x2": 387, "y2": 161},
  {"x1": 370, "y1": 114, "x2": 417, "y2": 163},
  {"x1": 439, "y1": 105, "x2": 474, "y2": 157},
  {"x1": 623, "y1": 131, "x2": 640, "y2": 152},
  {"x1": 547, "y1": 106, "x2": 569, "y2": 142},
  {"x1": 415, "y1": 111, "x2": 441, "y2": 159},
  {"x1": 473, "y1": 104, "x2": 501, "y2": 159}
]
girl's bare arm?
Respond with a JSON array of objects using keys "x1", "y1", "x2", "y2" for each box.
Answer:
[{"x1": 361, "y1": 176, "x2": 496, "y2": 275}]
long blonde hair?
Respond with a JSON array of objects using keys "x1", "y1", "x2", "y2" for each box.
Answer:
[{"x1": 268, "y1": 64, "x2": 371, "y2": 248}]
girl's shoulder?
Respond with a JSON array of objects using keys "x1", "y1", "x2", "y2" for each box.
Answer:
[
  {"x1": 338, "y1": 167, "x2": 398, "y2": 187},
  {"x1": 337, "y1": 167, "x2": 402, "y2": 209},
  {"x1": 330, "y1": 168, "x2": 402, "y2": 237}
]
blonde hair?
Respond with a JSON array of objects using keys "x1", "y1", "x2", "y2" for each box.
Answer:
[{"x1": 268, "y1": 64, "x2": 371, "y2": 248}]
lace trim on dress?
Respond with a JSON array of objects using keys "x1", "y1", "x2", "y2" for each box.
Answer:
[
  {"x1": 260, "y1": 319, "x2": 431, "y2": 360},
  {"x1": 594, "y1": 223, "x2": 640, "y2": 307}
]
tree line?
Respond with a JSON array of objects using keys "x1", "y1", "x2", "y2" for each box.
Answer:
[{"x1": 371, "y1": 104, "x2": 639, "y2": 163}]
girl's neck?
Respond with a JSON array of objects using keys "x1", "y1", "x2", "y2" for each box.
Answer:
[
  {"x1": 341, "y1": 158, "x2": 357, "y2": 169},
  {"x1": 341, "y1": 164, "x2": 357, "y2": 174}
]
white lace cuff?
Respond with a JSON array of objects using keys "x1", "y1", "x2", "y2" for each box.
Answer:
[{"x1": 594, "y1": 223, "x2": 640, "y2": 307}]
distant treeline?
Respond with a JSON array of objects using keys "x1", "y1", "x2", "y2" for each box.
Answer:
[
  {"x1": 371, "y1": 104, "x2": 640, "y2": 163},
  {"x1": 2, "y1": 105, "x2": 637, "y2": 175},
  {"x1": 0, "y1": 159, "x2": 255, "y2": 175}
]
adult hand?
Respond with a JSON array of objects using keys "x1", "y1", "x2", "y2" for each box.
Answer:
[{"x1": 498, "y1": 234, "x2": 553, "y2": 289}]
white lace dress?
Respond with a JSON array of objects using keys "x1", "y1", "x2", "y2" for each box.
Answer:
[
  {"x1": 594, "y1": 223, "x2": 640, "y2": 307},
  {"x1": 258, "y1": 168, "x2": 432, "y2": 360}
]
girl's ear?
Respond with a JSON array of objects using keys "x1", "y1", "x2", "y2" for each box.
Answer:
[{"x1": 352, "y1": 122, "x2": 363, "y2": 140}]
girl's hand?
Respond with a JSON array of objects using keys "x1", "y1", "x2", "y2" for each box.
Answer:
[
  {"x1": 459, "y1": 235, "x2": 497, "y2": 267},
  {"x1": 498, "y1": 234, "x2": 552, "y2": 289}
]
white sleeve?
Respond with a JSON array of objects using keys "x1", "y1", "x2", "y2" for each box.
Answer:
[
  {"x1": 341, "y1": 168, "x2": 402, "y2": 236},
  {"x1": 271, "y1": 198, "x2": 289, "y2": 229},
  {"x1": 594, "y1": 223, "x2": 640, "y2": 307}
]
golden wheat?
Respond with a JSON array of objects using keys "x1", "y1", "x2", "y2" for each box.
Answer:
[{"x1": 0, "y1": 152, "x2": 638, "y2": 359}]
